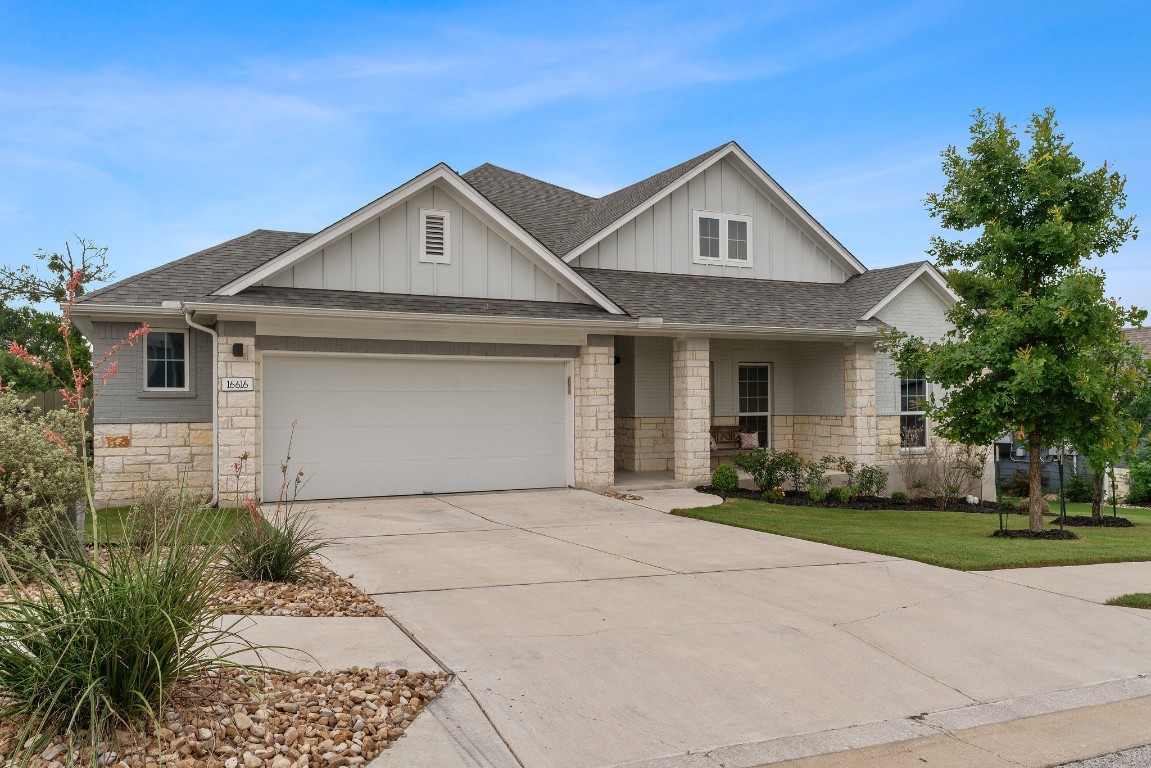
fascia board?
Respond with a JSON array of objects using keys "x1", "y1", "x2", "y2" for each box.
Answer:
[
  {"x1": 863, "y1": 263, "x2": 959, "y2": 320},
  {"x1": 215, "y1": 166, "x2": 625, "y2": 315}
]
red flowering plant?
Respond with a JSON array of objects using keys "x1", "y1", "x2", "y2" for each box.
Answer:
[{"x1": 4, "y1": 269, "x2": 148, "y2": 555}]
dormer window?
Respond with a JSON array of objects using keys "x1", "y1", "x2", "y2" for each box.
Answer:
[
  {"x1": 693, "y1": 210, "x2": 752, "y2": 266},
  {"x1": 419, "y1": 208, "x2": 451, "y2": 264}
]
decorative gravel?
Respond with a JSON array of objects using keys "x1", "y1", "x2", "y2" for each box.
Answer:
[
  {"x1": 0, "y1": 666, "x2": 450, "y2": 768},
  {"x1": 211, "y1": 558, "x2": 384, "y2": 618},
  {"x1": 1, "y1": 555, "x2": 383, "y2": 618}
]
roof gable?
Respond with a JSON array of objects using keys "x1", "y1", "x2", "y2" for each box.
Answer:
[
  {"x1": 216, "y1": 165, "x2": 623, "y2": 314},
  {"x1": 855, "y1": 262, "x2": 958, "y2": 321}
]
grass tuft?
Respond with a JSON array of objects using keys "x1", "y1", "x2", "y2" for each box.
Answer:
[
  {"x1": 223, "y1": 506, "x2": 330, "y2": 582},
  {"x1": 1105, "y1": 593, "x2": 1151, "y2": 609}
]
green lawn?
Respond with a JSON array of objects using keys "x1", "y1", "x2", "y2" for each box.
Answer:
[
  {"x1": 1105, "y1": 593, "x2": 1151, "y2": 609},
  {"x1": 672, "y1": 500, "x2": 1151, "y2": 570},
  {"x1": 87, "y1": 507, "x2": 249, "y2": 545}
]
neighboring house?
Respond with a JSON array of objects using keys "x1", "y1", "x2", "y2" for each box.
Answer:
[{"x1": 72, "y1": 141, "x2": 985, "y2": 504}]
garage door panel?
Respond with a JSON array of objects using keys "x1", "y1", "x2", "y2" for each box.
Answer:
[{"x1": 262, "y1": 356, "x2": 569, "y2": 500}]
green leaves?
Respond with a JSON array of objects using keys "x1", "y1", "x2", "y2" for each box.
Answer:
[{"x1": 888, "y1": 109, "x2": 1144, "y2": 530}]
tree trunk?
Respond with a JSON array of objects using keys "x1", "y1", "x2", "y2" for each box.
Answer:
[
  {"x1": 1092, "y1": 471, "x2": 1105, "y2": 521},
  {"x1": 1028, "y1": 432, "x2": 1045, "y2": 532}
]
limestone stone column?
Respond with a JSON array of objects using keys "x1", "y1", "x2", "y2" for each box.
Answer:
[
  {"x1": 673, "y1": 337, "x2": 711, "y2": 483},
  {"x1": 216, "y1": 322, "x2": 259, "y2": 504},
  {"x1": 844, "y1": 342, "x2": 877, "y2": 464},
  {"x1": 574, "y1": 334, "x2": 615, "y2": 489}
]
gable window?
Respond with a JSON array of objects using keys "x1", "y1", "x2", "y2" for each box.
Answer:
[
  {"x1": 899, "y1": 370, "x2": 927, "y2": 448},
  {"x1": 693, "y1": 210, "x2": 753, "y2": 266},
  {"x1": 145, "y1": 331, "x2": 187, "y2": 390},
  {"x1": 419, "y1": 208, "x2": 451, "y2": 264}
]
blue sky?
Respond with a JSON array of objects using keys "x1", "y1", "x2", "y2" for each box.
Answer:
[{"x1": 1, "y1": 1, "x2": 1148, "y2": 308}]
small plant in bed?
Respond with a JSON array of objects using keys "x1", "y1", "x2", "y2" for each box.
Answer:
[
  {"x1": 710, "y1": 464, "x2": 739, "y2": 495},
  {"x1": 224, "y1": 424, "x2": 331, "y2": 582}
]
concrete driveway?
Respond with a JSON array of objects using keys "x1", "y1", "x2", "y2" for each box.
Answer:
[{"x1": 310, "y1": 489, "x2": 1151, "y2": 768}]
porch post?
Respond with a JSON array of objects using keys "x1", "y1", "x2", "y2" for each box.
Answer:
[
  {"x1": 574, "y1": 334, "x2": 615, "y2": 490},
  {"x1": 673, "y1": 337, "x2": 711, "y2": 483},
  {"x1": 217, "y1": 322, "x2": 260, "y2": 505},
  {"x1": 844, "y1": 342, "x2": 876, "y2": 464}
]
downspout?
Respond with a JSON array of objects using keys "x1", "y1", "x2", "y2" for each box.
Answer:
[{"x1": 184, "y1": 310, "x2": 219, "y2": 507}]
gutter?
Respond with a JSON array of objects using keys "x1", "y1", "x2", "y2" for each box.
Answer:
[{"x1": 183, "y1": 310, "x2": 219, "y2": 507}]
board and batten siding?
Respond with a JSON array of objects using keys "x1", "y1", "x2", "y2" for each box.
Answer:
[
  {"x1": 710, "y1": 338, "x2": 844, "y2": 418},
  {"x1": 264, "y1": 183, "x2": 585, "y2": 304},
  {"x1": 571, "y1": 159, "x2": 849, "y2": 283},
  {"x1": 874, "y1": 279, "x2": 953, "y2": 416}
]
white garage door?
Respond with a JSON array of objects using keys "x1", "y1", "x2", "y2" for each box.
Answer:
[{"x1": 261, "y1": 355, "x2": 569, "y2": 501}]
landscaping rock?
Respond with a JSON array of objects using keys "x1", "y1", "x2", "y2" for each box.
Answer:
[{"x1": 0, "y1": 667, "x2": 451, "y2": 768}]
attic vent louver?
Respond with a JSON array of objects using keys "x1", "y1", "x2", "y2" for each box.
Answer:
[{"x1": 420, "y1": 208, "x2": 451, "y2": 264}]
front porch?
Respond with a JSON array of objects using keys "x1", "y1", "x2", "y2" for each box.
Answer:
[{"x1": 599, "y1": 334, "x2": 898, "y2": 489}]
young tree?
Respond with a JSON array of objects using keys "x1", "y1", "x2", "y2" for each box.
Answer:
[
  {"x1": 0, "y1": 304, "x2": 91, "y2": 391},
  {"x1": 0, "y1": 237, "x2": 114, "y2": 303},
  {"x1": 886, "y1": 109, "x2": 1141, "y2": 532}
]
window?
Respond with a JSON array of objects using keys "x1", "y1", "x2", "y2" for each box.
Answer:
[
  {"x1": 899, "y1": 370, "x2": 927, "y2": 448},
  {"x1": 419, "y1": 208, "x2": 451, "y2": 264},
  {"x1": 738, "y1": 363, "x2": 771, "y2": 448},
  {"x1": 145, "y1": 331, "x2": 187, "y2": 390},
  {"x1": 693, "y1": 210, "x2": 753, "y2": 266}
]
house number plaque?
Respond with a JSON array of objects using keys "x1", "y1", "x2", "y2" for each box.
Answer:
[{"x1": 221, "y1": 378, "x2": 254, "y2": 391}]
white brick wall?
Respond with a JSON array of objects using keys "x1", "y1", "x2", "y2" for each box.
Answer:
[{"x1": 875, "y1": 279, "x2": 952, "y2": 416}]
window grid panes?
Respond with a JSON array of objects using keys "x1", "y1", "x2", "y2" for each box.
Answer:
[
  {"x1": 899, "y1": 370, "x2": 927, "y2": 448},
  {"x1": 738, "y1": 364, "x2": 771, "y2": 448},
  {"x1": 728, "y1": 219, "x2": 748, "y2": 261},
  {"x1": 146, "y1": 332, "x2": 186, "y2": 389},
  {"x1": 699, "y1": 217, "x2": 720, "y2": 260}
]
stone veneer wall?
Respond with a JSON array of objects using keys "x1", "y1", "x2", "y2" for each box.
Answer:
[
  {"x1": 875, "y1": 416, "x2": 902, "y2": 465},
  {"x1": 574, "y1": 335, "x2": 615, "y2": 489},
  {"x1": 843, "y1": 343, "x2": 877, "y2": 464},
  {"x1": 94, "y1": 422, "x2": 213, "y2": 503},
  {"x1": 615, "y1": 417, "x2": 674, "y2": 472},
  {"x1": 218, "y1": 323, "x2": 258, "y2": 505},
  {"x1": 672, "y1": 337, "x2": 711, "y2": 483}
]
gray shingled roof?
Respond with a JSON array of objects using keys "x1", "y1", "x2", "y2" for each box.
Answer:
[
  {"x1": 1125, "y1": 327, "x2": 1151, "y2": 358},
  {"x1": 79, "y1": 230, "x2": 311, "y2": 307},
  {"x1": 576, "y1": 268, "x2": 877, "y2": 331},
  {"x1": 464, "y1": 143, "x2": 729, "y2": 257},
  {"x1": 198, "y1": 286, "x2": 626, "y2": 322},
  {"x1": 843, "y1": 261, "x2": 926, "y2": 318}
]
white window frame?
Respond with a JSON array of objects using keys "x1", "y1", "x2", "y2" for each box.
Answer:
[
  {"x1": 737, "y1": 362, "x2": 772, "y2": 449},
  {"x1": 419, "y1": 208, "x2": 452, "y2": 264},
  {"x1": 143, "y1": 329, "x2": 190, "y2": 392},
  {"x1": 899, "y1": 371, "x2": 928, "y2": 451},
  {"x1": 692, "y1": 209, "x2": 753, "y2": 267}
]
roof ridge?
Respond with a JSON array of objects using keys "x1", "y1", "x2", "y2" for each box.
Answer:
[
  {"x1": 78, "y1": 229, "x2": 311, "y2": 303},
  {"x1": 463, "y1": 163, "x2": 598, "y2": 202},
  {"x1": 553, "y1": 142, "x2": 734, "y2": 256}
]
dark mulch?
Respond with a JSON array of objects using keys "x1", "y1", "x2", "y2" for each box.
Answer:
[
  {"x1": 1049, "y1": 515, "x2": 1134, "y2": 528},
  {"x1": 991, "y1": 528, "x2": 1079, "y2": 540},
  {"x1": 697, "y1": 485, "x2": 1003, "y2": 513}
]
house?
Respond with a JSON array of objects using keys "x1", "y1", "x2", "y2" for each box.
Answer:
[{"x1": 72, "y1": 141, "x2": 989, "y2": 505}]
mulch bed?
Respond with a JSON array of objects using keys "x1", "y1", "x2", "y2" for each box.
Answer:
[
  {"x1": 696, "y1": 485, "x2": 1003, "y2": 513},
  {"x1": 1048, "y1": 515, "x2": 1133, "y2": 528},
  {"x1": 0, "y1": 666, "x2": 451, "y2": 768},
  {"x1": 991, "y1": 528, "x2": 1079, "y2": 540}
]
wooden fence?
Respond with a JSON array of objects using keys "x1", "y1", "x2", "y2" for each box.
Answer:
[{"x1": 13, "y1": 387, "x2": 94, "y2": 432}]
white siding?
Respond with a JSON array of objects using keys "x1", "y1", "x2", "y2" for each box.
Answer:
[
  {"x1": 572, "y1": 159, "x2": 849, "y2": 283},
  {"x1": 265, "y1": 183, "x2": 587, "y2": 303},
  {"x1": 874, "y1": 279, "x2": 953, "y2": 416}
]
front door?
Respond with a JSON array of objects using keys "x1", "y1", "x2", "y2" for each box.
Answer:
[{"x1": 738, "y1": 362, "x2": 771, "y2": 448}]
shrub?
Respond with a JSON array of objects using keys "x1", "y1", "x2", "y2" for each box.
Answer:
[
  {"x1": 891, "y1": 491, "x2": 909, "y2": 505},
  {"x1": 0, "y1": 390, "x2": 85, "y2": 562},
  {"x1": 121, "y1": 479, "x2": 205, "y2": 552},
  {"x1": 1004, "y1": 469, "x2": 1034, "y2": 498},
  {"x1": 773, "y1": 450, "x2": 808, "y2": 492},
  {"x1": 732, "y1": 448, "x2": 786, "y2": 492},
  {"x1": 761, "y1": 486, "x2": 784, "y2": 502},
  {"x1": 1063, "y1": 472, "x2": 1095, "y2": 503},
  {"x1": 832, "y1": 485, "x2": 856, "y2": 503},
  {"x1": 897, "y1": 441, "x2": 985, "y2": 506},
  {"x1": 809, "y1": 487, "x2": 828, "y2": 503},
  {"x1": 855, "y1": 464, "x2": 890, "y2": 498},
  {"x1": 833, "y1": 456, "x2": 859, "y2": 486},
  {"x1": 710, "y1": 464, "x2": 739, "y2": 495},
  {"x1": 0, "y1": 514, "x2": 248, "y2": 760}
]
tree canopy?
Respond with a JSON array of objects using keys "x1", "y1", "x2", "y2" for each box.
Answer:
[{"x1": 886, "y1": 109, "x2": 1143, "y2": 532}]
